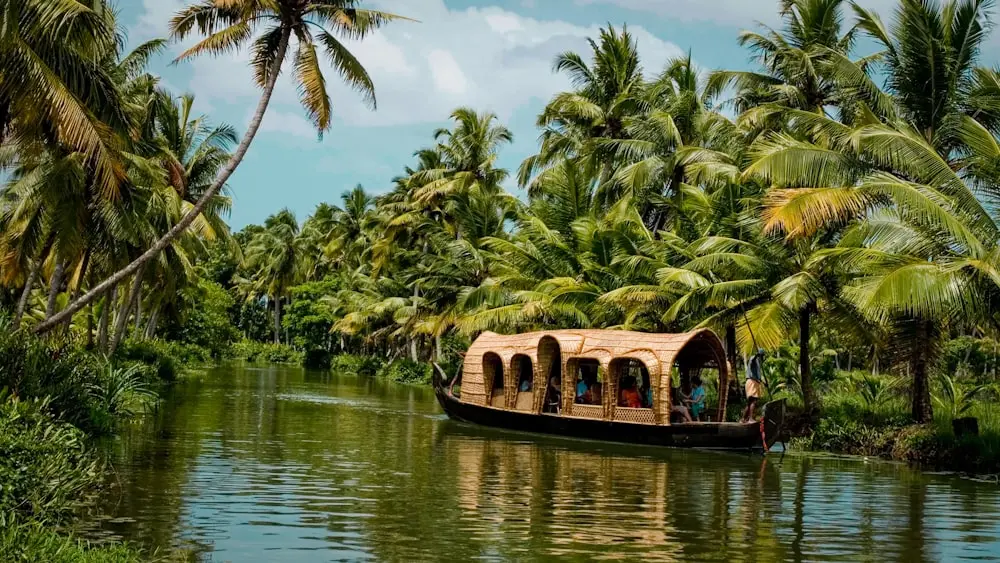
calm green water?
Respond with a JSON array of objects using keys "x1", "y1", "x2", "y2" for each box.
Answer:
[{"x1": 82, "y1": 364, "x2": 1000, "y2": 562}]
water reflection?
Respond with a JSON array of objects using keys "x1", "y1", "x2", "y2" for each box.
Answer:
[{"x1": 83, "y1": 365, "x2": 1000, "y2": 562}]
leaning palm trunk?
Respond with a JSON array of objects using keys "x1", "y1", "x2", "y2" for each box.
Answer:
[
  {"x1": 34, "y1": 25, "x2": 293, "y2": 335},
  {"x1": 110, "y1": 262, "x2": 147, "y2": 356},
  {"x1": 14, "y1": 234, "x2": 55, "y2": 329},
  {"x1": 45, "y1": 260, "x2": 66, "y2": 320}
]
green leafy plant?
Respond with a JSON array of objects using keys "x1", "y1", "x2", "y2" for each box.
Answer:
[{"x1": 933, "y1": 373, "x2": 988, "y2": 420}]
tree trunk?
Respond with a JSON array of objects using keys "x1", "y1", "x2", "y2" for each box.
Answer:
[
  {"x1": 98, "y1": 287, "x2": 116, "y2": 352},
  {"x1": 725, "y1": 324, "x2": 738, "y2": 373},
  {"x1": 34, "y1": 24, "x2": 293, "y2": 335},
  {"x1": 144, "y1": 306, "x2": 160, "y2": 340},
  {"x1": 45, "y1": 260, "x2": 66, "y2": 320},
  {"x1": 110, "y1": 262, "x2": 146, "y2": 356},
  {"x1": 799, "y1": 307, "x2": 815, "y2": 413},
  {"x1": 133, "y1": 283, "x2": 143, "y2": 339},
  {"x1": 911, "y1": 319, "x2": 933, "y2": 423},
  {"x1": 273, "y1": 295, "x2": 282, "y2": 345},
  {"x1": 86, "y1": 301, "x2": 94, "y2": 349},
  {"x1": 64, "y1": 248, "x2": 91, "y2": 334},
  {"x1": 14, "y1": 234, "x2": 55, "y2": 329},
  {"x1": 435, "y1": 334, "x2": 443, "y2": 362}
]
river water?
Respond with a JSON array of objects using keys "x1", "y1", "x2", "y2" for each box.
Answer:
[{"x1": 82, "y1": 364, "x2": 1000, "y2": 562}]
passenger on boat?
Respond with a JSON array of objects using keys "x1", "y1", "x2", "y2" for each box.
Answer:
[
  {"x1": 639, "y1": 366, "x2": 652, "y2": 408},
  {"x1": 618, "y1": 375, "x2": 643, "y2": 408},
  {"x1": 519, "y1": 378, "x2": 531, "y2": 392},
  {"x1": 544, "y1": 375, "x2": 561, "y2": 413},
  {"x1": 688, "y1": 375, "x2": 706, "y2": 420},
  {"x1": 671, "y1": 386, "x2": 693, "y2": 423},
  {"x1": 576, "y1": 365, "x2": 601, "y2": 405}
]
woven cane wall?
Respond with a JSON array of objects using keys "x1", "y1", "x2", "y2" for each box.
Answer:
[{"x1": 459, "y1": 329, "x2": 729, "y2": 422}]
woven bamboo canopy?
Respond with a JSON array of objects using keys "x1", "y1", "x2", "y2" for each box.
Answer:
[{"x1": 459, "y1": 329, "x2": 730, "y2": 425}]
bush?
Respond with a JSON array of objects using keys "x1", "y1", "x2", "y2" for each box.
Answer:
[
  {"x1": 330, "y1": 354, "x2": 380, "y2": 377},
  {"x1": 159, "y1": 280, "x2": 240, "y2": 357},
  {"x1": 227, "y1": 340, "x2": 303, "y2": 364},
  {"x1": 0, "y1": 393, "x2": 104, "y2": 525},
  {"x1": 115, "y1": 339, "x2": 213, "y2": 378},
  {"x1": 377, "y1": 359, "x2": 432, "y2": 385}
]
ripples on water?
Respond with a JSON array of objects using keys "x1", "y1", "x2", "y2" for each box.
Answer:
[{"x1": 82, "y1": 365, "x2": 1000, "y2": 562}]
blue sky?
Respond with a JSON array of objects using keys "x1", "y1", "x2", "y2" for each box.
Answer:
[{"x1": 117, "y1": 0, "x2": 906, "y2": 229}]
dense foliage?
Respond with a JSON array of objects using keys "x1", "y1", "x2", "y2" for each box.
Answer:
[{"x1": 6, "y1": 0, "x2": 1000, "y2": 478}]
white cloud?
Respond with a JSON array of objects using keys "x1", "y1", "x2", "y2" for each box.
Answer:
[
  {"x1": 132, "y1": 0, "x2": 684, "y2": 130},
  {"x1": 258, "y1": 110, "x2": 317, "y2": 141},
  {"x1": 428, "y1": 49, "x2": 471, "y2": 96}
]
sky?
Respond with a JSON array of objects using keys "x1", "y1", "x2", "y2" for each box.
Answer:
[{"x1": 117, "y1": 0, "x2": 905, "y2": 229}]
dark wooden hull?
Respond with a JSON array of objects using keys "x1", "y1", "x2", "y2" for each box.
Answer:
[{"x1": 433, "y1": 372, "x2": 785, "y2": 451}]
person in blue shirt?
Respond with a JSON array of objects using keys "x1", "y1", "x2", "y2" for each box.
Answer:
[{"x1": 688, "y1": 375, "x2": 706, "y2": 421}]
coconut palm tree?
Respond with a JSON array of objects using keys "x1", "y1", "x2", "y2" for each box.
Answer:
[
  {"x1": 519, "y1": 25, "x2": 647, "y2": 188},
  {"x1": 243, "y1": 209, "x2": 302, "y2": 344},
  {"x1": 35, "y1": 0, "x2": 411, "y2": 334},
  {"x1": 0, "y1": 0, "x2": 129, "y2": 197}
]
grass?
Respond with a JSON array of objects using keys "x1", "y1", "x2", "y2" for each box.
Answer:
[{"x1": 0, "y1": 520, "x2": 145, "y2": 563}]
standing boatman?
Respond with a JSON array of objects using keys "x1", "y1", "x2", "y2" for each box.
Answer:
[{"x1": 742, "y1": 348, "x2": 766, "y2": 422}]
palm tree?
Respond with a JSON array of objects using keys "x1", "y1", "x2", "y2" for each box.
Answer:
[
  {"x1": 518, "y1": 25, "x2": 647, "y2": 188},
  {"x1": 0, "y1": 0, "x2": 129, "y2": 197},
  {"x1": 243, "y1": 210, "x2": 302, "y2": 344},
  {"x1": 35, "y1": 0, "x2": 411, "y2": 334},
  {"x1": 708, "y1": 0, "x2": 856, "y2": 117},
  {"x1": 746, "y1": 0, "x2": 1000, "y2": 422}
]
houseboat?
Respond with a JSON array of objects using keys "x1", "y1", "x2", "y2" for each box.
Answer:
[{"x1": 432, "y1": 328, "x2": 785, "y2": 451}]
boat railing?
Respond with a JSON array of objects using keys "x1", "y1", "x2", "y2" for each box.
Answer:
[
  {"x1": 612, "y1": 406, "x2": 657, "y2": 424},
  {"x1": 569, "y1": 403, "x2": 604, "y2": 419}
]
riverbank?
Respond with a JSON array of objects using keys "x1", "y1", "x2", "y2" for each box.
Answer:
[
  {"x1": 318, "y1": 352, "x2": 1000, "y2": 476},
  {"x1": 0, "y1": 324, "x2": 182, "y2": 561},
  {"x1": 779, "y1": 372, "x2": 1000, "y2": 476}
]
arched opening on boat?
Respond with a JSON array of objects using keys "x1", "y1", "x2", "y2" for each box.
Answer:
[
  {"x1": 669, "y1": 331, "x2": 729, "y2": 423},
  {"x1": 610, "y1": 358, "x2": 656, "y2": 425},
  {"x1": 538, "y1": 336, "x2": 562, "y2": 414},
  {"x1": 512, "y1": 354, "x2": 534, "y2": 411},
  {"x1": 483, "y1": 352, "x2": 506, "y2": 408},
  {"x1": 567, "y1": 357, "x2": 604, "y2": 419}
]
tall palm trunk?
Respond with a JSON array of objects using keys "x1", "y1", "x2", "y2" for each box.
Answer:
[
  {"x1": 799, "y1": 307, "x2": 815, "y2": 413},
  {"x1": 64, "y1": 248, "x2": 91, "y2": 334},
  {"x1": 273, "y1": 295, "x2": 282, "y2": 345},
  {"x1": 409, "y1": 284, "x2": 420, "y2": 362},
  {"x1": 110, "y1": 262, "x2": 146, "y2": 356},
  {"x1": 45, "y1": 260, "x2": 66, "y2": 319},
  {"x1": 911, "y1": 319, "x2": 933, "y2": 423},
  {"x1": 34, "y1": 24, "x2": 293, "y2": 335},
  {"x1": 14, "y1": 234, "x2": 54, "y2": 329},
  {"x1": 145, "y1": 305, "x2": 160, "y2": 340},
  {"x1": 98, "y1": 286, "x2": 116, "y2": 352}
]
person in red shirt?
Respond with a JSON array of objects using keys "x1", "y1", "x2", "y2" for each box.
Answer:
[{"x1": 619, "y1": 375, "x2": 643, "y2": 408}]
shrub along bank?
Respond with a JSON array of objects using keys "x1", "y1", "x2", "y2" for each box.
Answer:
[
  {"x1": 782, "y1": 371, "x2": 1000, "y2": 475},
  {"x1": 0, "y1": 322, "x2": 168, "y2": 561}
]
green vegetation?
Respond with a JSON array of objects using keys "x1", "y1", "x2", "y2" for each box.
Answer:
[{"x1": 4, "y1": 0, "x2": 1000, "y2": 517}]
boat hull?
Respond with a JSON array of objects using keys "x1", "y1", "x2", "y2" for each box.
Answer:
[{"x1": 433, "y1": 372, "x2": 785, "y2": 451}]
